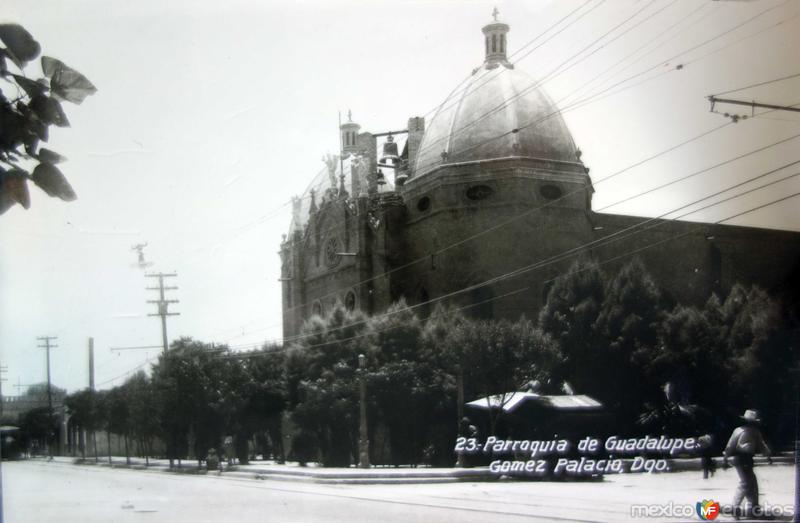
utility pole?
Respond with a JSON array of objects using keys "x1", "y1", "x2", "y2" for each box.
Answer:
[
  {"x1": 357, "y1": 353, "x2": 370, "y2": 468},
  {"x1": 0, "y1": 364, "x2": 7, "y2": 419},
  {"x1": 37, "y1": 335, "x2": 58, "y2": 457},
  {"x1": 88, "y1": 337, "x2": 95, "y2": 391},
  {"x1": 13, "y1": 377, "x2": 27, "y2": 394},
  {"x1": 145, "y1": 272, "x2": 180, "y2": 355}
]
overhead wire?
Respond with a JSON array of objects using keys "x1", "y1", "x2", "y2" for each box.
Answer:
[
  {"x1": 263, "y1": 0, "x2": 763, "y2": 320},
  {"x1": 711, "y1": 71, "x2": 800, "y2": 97},
  {"x1": 183, "y1": 2, "x2": 797, "y2": 343},
  {"x1": 213, "y1": 167, "x2": 800, "y2": 360},
  {"x1": 216, "y1": 130, "x2": 800, "y2": 350},
  {"x1": 214, "y1": 121, "x2": 732, "y2": 343},
  {"x1": 99, "y1": 156, "x2": 800, "y2": 373}
]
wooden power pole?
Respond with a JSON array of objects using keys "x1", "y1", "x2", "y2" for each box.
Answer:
[
  {"x1": 37, "y1": 335, "x2": 58, "y2": 457},
  {"x1": 145, "y1": 272, "x2": 180, "y2": 354}
]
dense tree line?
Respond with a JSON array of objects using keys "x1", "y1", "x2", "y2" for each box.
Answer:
[
  {"x1": 54, "y1": 259, "x2": 797, "y2": 467},
  {"x1": 63, "y1": 340, "x2": 287, "y2": 468}
]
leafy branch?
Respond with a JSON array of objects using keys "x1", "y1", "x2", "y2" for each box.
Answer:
[{"x1": 0, "y1": 23, "x2": 97, "y2": 214}]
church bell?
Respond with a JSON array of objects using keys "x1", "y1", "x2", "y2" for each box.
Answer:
[{"x1": 379, "y1": 134, "x2": 400, "y2": 167}]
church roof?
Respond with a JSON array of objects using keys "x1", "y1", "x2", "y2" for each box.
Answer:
[
  {"x1": 288, "y1": 155, "x2": 394, "y2": 235},
  {"x1": 466, "y1": 392, "x2": 602, "y2": 413},
  {"x1": 412, "y1": 18, "x2": 579, "y2": 178}
]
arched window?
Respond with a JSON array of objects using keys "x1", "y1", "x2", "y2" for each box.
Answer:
[
  {"x1": 500, "y1": 34, "x2": 505, "y2": 53},
  {"x1": 485, "y1": 36, "x2": 489, "y2": 55},
  {"x1": 492, "y1": 34, "x2": 497, "y2": 53},
  {"x1": 312, "y1": 301, "x2": 322, "y2": 317}
]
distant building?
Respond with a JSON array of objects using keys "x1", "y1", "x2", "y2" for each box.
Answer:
[
  {"x1": 2, "y1": 391, "x2": 65, "y2": 420},
  {"x1": 279, "y1": 13, "x2": 800, "y2": 338}
]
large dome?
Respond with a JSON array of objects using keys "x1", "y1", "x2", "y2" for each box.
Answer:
[{"x1": 412, "y1": 22, "x2": 579, "y2": 178}]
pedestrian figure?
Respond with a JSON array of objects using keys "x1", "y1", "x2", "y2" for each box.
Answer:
[
  {"x1": 723, "y1": 409, "x2": 772, "y2": 519},
  {"x1": 698, "y1": 434, "x2": 716, "y2": 479},
  {"x1": 223, "y1": 436, "x2": 234, "y2": 466},
  {"x1": 457, "y1": 417, "x2": 479, "y2": 468},
  {"x1": 206, "y1": 448, "x2": 220, "y2": 474}
]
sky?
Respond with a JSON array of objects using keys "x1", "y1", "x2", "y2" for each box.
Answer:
[{"x1": 1, "y1": 0, "x2": 799, "y2": 394}]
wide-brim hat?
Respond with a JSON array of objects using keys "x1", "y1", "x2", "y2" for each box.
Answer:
[{"x1": 740, "y1": 409, "x2": 762, "y2": 423}]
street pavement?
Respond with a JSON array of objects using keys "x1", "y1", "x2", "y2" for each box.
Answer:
[{"x1": 2, "y1": 459, "x2": 795, "y2": 522}]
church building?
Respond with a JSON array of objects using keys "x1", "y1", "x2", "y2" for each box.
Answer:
[{"x1": 279, "y1": 13, "x2": 800, "y2": 339}]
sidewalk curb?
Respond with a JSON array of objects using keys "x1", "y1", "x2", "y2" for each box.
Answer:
[
  {"x1": 56, "y1": 457, "x2": 493, "y2": 484},
  {"x1": 43, "y1": 454, "x2": 794, "y2": 485}
]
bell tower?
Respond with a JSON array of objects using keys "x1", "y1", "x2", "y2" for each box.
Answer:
[
  {"x1": 482, "y1": 7, "x2": 509, "y2": 66},
  {"x1": 340, "y1": 110, "x2": 361, "y2": 156}
]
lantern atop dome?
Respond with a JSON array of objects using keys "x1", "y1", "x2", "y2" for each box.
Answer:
[{"x1": 482, "y1": 7, "x2": 510, "y2": 66}]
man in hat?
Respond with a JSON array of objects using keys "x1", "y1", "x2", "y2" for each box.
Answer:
[{"x1": 723, "y1": 409, "x2": 772, "y2": 518}]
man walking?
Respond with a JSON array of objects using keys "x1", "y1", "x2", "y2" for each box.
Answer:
[{"x1": 723, "y1": 409, "x2": 772, "y2": 518}]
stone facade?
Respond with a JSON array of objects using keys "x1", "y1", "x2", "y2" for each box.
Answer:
[{"x1": 279, "y1": 15, "x2": 800, "y2": 339}]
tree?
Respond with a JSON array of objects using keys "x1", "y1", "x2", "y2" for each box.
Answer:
[
  {"x1": 286, "y1": 302, "x2": 367, "y2": 467},
  {"x1": 124, "y1": 371, "x2": 159, "y2": 466},
  {"x1": 17, "y1": 406, "x2": 56, "y2": 455},
  {"x1": 449, "y1": 317, "x2": 561, "y2": 437},
  {"x1": 538, "y1": 259, "x2": 606, "y2": 396},
  {"x1": 239, "y1": 345, "x2": 288, "y2": 463},
  {"x1": 592, "y1": 259, "x2": 663, "y2": 430},
  {"x1": 366, "y1": 299, "x2": 445, "y2": 466},
  {"x1": 0, "y1": 24, "x2": 97, "y2": 214},
  {"x1": 64, "y1": 388, "x2": 101, "y2": 460},
  {"x1": 105, "y1": 385, "x2": 133, "y2": 464},
  {"x1": 716, "y1": 285, "x2": 795, "y2": 430},
  {"x1": 150, "y1": 338, "x2": 211, "y2": 468}
]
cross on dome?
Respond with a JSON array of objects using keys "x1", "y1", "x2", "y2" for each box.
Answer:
[{"x1": 482, "y1": 8, "x2": 510, "y2": 66}]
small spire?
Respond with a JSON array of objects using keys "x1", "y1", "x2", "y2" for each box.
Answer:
[
  {"x1": 482, "y1": 9, "x2": 510, "y2": 66},
  {"x1": 309, "y1": 189, "x2": 317, "y2": 213},
  {"x1": 340, "y1": 110, "x2": 361, "y2": 156}
]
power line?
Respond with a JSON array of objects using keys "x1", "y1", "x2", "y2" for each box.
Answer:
[
  {"x1": 205, "y1": 1, "x2": 608, "y2": 261},
  {"x1": 219, "y1": 94, "x2": 790, "y2": 344},
  {"x1": 412, "y1": 0, "x2": 784, "y2": 167},
  {"x1": 166, "y1": 0, "x2": 734, "y2": 267},
  {"x1": 153, "y1": 4, "x2": 601, "y2": 261},
  {"x1": 718, "y1": 190, "x2": 800, "y2": 224},
  {"x1": 96, "y1": 355, "x2": 157, "y2": 389},
  {"x1": 222, "y1": 135, "x2": 800, "y2": 350},
  {"x1": 680, "y1": 11, "x2": 800, "y2": 70},
  {"x1": 712, "y1": 71, "x2": 800, "y2": 97},
  {"x1": 420, "y1": 0, "x2": 602, "y2": 122},
  {"x1": 413, "y1": 0, "x2": 661, "y2": 164},
  {"x1": 598, "y1": 131, "x2": 800, "y2": 213},
  {"x1": 104, "y1": 164, "x2": 800, "y2": 376},
  {"x1": 271, "y1": 119, "x2": 733, "y2": 331},
  {"x1": 198, "y1": 4, "x2": 796, "y2": 344},
  {"x1": 209, "y1": 120, "x2": 733, "y2": 345},
  {"x1": 215, "y1": 176, "x2": 800, "y2": 360},
  {"x1": 278, "y1": 8, "x2": 767, "y2": 322},
  {"x1": 562, "y1": 1, "x2": 715, "y2": 105},
  {"x1": 413, "y1": 0, "x2": 792, "y2": 174}
]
